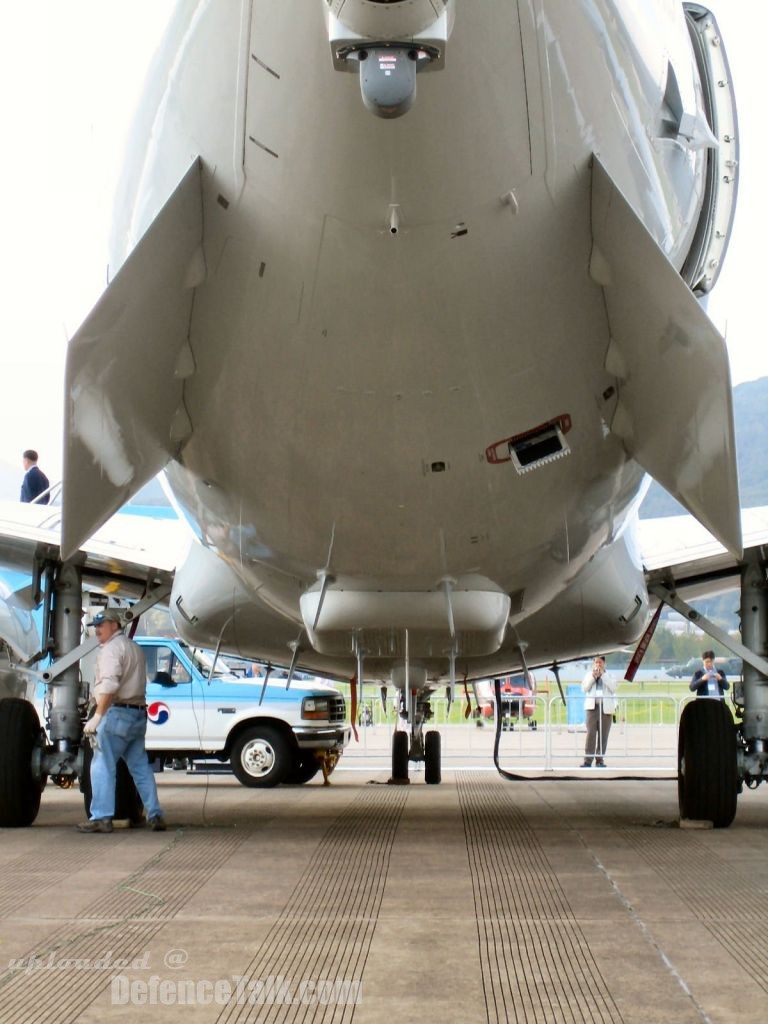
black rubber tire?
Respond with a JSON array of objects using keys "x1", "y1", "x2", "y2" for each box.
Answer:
[
  {"x1": 230, "y1": 726, "x2": 292, "y2": 787},
  {"x1": 678, "y1": 699, "x2": 738, "y2": 828},
  {"x1": 424, "y1": 730, "x2": 441, "y2": 785},
  {"x1": 392, "y1": 730, "x2": 409, "y2": 781},
  {"x1": 285, "y1": 753, "x2": 321, "y2": 785},
  {"x1": 0, "y1": 699, "x2": 43, "y2": 827},
  {"x1": 80, "y1": 745, "x2": 144, "y2": 823}
]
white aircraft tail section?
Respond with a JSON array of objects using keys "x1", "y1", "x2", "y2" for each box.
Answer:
[
  {"x1": 590, "y1": 156, "x2": 742, "y2": 557},
  {"x1": 61, "y1": 159, "x2": 203, "y2": 559}
]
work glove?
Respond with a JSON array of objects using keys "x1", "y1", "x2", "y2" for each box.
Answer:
[{"x1": 83, "y1": 712, "x2": 103, "y2": 735}]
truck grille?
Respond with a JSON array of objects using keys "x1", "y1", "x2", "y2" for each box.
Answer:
[{"x1": 329, "y1": 696, "x2": 346, "y2": 722}]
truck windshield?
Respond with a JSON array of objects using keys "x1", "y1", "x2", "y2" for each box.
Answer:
[{"x1": 180, "y1": 643, "x2": 241, "y2": 681}]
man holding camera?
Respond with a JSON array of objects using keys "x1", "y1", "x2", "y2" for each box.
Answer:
[
  {"x1": 580, "y1": 655, "x2": 618, "y2": 767},
  {"x1": 689, "y1": 650, "x2": 729, "y2": 699}
]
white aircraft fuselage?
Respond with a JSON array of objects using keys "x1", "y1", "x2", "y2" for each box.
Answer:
[{"x1": 63, "y1": 0, "x2": 739, "y2": 684}]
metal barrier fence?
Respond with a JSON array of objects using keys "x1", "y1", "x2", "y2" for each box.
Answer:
[{"x1": 347, "y1": 693, "x2": 710, "y2": 771}]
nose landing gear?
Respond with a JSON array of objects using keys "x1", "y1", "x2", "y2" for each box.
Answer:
[{"x1": 390, "y1": 692, "x2": 442, "y2": 784}]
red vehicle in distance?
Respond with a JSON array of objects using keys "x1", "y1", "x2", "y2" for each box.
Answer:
[{"x1": 477, "y1": 674, "x2": 537, "y2": 730}]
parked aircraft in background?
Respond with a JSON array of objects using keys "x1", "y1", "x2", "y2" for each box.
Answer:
[{"x1": 1, "y1": 1, "x2": 767, "y2": 829}]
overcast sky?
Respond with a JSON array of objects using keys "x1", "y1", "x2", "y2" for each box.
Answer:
[{"x1": 1, "y1": 1, "x2": 764, "y2": 494}]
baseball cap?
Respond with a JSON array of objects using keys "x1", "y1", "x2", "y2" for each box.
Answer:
[{"x1": 87, "y1": 608, "x2": 123, "y2": 626}]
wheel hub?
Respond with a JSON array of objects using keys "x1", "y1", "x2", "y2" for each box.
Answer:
[{"x1": 241, "y1": 739, "x2": 275, "y2": 777}]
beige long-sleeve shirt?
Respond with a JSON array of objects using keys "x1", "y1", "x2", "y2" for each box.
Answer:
[
  {"x1": 581, "y1": 669, "x2": 618, "y2": 713},
  {"x1": 94, "y1": 632, "x2": 147, "y2": 703}
]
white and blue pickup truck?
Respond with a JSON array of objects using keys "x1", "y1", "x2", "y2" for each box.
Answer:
[
  {"x1": 39, "y1": 637, "x2": 350, "y2": 787},
  {"x1": 138, "y1": 637, "x2": 350, "y2": 785}
]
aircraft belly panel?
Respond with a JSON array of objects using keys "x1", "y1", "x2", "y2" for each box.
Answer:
[
  {"x1": 56, "y1": 0, "x2": 738, "y2": 676},
  {"x1": 177, "y1": 160, "x2": 633, "y2": 631},
  {"x1": 245, "y1": 1, "x2": 532, "y2": 224}
]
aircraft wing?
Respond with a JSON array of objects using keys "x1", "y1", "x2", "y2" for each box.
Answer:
[
  {"x1": 0, "y1": 501, "x2": 185, "y2": 591},
  {"x1": 0, "y1": 501, "x2": 328, "y2": 678},
  {"x1": 639, "y1": 506, "x2": 768, "y2": 600},
  {"x1": 0, "y1": 500, "x2": 188, "y2": 674}
]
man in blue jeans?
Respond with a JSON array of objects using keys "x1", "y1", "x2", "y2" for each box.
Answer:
[{"x1": 77, "y1": 609, "x2": 166, "y2": 834}]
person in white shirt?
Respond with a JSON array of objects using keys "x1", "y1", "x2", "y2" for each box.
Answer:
[
  {"x1": 77, "y1": 609, "x2": 166, "y2": 833},
  {"x1": 580, "y1": 655, "x2": 618, "y2": 767}
]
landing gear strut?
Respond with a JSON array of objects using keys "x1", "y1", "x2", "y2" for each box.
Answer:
[{"x1": 0, "y1": 552, "x2": 171, "y2": 827}]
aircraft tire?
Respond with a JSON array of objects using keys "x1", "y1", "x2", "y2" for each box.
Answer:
[
  {"x1": 230, "y1": 725, "x2": 291, "y2": 787},
  {"x1": 392, "y1": 730, "x2": 409, "y2": 781},
  {"x1": 0, "y1": 698, "x2": 43, "y2": 827},
  {"x1": 424, "y1": 730, "x2": 441, "y2": 785},
  {"x1": 678, "y1": 699, "x2": 738, "y2": 828},
  {"x1": 79, "y1": 745, "x2": 144, "y2": 823},
  {"x1": 285, "y1": 753, "x2": 320, "y2": 784}
]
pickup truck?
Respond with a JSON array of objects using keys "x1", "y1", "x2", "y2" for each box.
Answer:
[
  {"x1": 40, "y1": 636, "x2": 350, "y2": 787},
  {"x1": 141, "y1": 637, "x2": 350, "y2": 785}
]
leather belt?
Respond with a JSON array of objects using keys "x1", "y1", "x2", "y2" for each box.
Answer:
[{"x1": 112, "y1": 702, "x2": 147, "y2": 711}]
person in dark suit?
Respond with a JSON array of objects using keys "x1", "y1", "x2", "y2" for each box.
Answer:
[
  {"x1": 689, "y1": 650, "x2": 729, "y2": 699},
  {"x1": 20, "y1": 450, "x2": 50, "y2": 504}
]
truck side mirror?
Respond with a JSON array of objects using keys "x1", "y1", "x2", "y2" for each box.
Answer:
[{"x1": 153, "y1": 671, "x2": 176, "y2": 687}]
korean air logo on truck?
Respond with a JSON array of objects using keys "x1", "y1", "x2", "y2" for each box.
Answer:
[{"x1": 148, "y1": 701, "x2": 170, "y2": 725}]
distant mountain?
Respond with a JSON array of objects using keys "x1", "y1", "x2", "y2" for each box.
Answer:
[{"x1": 641, "y1": 376, "x2": 768, "y2": 518}]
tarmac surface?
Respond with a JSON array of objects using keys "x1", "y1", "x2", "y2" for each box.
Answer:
[{"x1": 1, "y1": 763, "x2": 767, "y2": 1024}]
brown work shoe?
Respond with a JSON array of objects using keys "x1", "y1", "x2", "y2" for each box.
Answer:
[
  {"x1": 76, "y1": 819, "x2": 113, "y2": 834},
  {"x1": 149, "y1": 816, "x2": 167, "y2": 832}
]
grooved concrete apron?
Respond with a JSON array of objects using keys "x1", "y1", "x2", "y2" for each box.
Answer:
[{"x1": 0, "y1": 772, "x2": 766, "y2": 1024}]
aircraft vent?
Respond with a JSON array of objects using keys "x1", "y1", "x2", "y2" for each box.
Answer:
[{"x1": 486, "y1": 415, "x2": 572, "y2": 474}]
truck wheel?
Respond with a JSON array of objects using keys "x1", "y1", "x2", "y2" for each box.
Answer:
[
  {"x1": 80, "y1": 746, "x2": 144, "y2": 824},
  {"x1": 0, "y1": 699, "x2": 44, "y2": 827},
  {"x1": 231, "y1": 726, "x2": 291, "y2": 787},
  {"x1": 285, "y1": 753, "x2": 320, "y2": 785}
]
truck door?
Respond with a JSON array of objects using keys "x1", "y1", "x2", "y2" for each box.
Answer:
[{"x1": 143, "y1": 641, "x2": 205, "y2": 749}]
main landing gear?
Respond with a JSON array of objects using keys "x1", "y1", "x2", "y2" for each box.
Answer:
[
  {"x1": 678, "y1": 699, "x2": 738, "y2": 827},
  {"x1": 653, "y1": 547, "x2": 768, "y2": 828},
  {"x1": 0, "y1": 698, "x2": 46, "y2": 827},
  {"x1": 0, "y1": 555, "x2": 170, "y2": 827}
]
